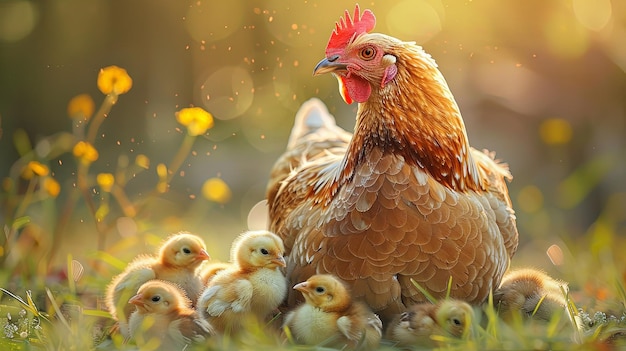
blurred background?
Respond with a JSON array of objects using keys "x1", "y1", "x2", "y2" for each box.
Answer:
[{"x1": 0, "y1": 0, "x2": 624, "y2": 297}]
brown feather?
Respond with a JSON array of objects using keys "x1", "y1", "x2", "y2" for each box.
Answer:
[{"x1": 267, "y1": 11, "x2": 518, "y2": 326}]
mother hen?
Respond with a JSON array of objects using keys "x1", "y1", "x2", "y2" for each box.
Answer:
[{"x1": 266, "y1": 4, "x2": 518, "y2": 324}]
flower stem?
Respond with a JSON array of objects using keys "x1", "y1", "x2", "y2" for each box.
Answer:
[
  {"x1": 86, "y1": 94, "x2": 118, "y2": 144},
  {"x1": 166, "y1": 133, "x2": 196, "y2": 183}
]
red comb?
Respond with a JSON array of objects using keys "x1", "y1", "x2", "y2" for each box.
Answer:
[{"x1": 325, "y1": 4, "x2": 376, "y2": 57}]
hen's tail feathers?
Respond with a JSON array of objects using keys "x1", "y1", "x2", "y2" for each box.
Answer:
[{"x1": 287, "y1": 98, "x2": 346, "y2": 149}]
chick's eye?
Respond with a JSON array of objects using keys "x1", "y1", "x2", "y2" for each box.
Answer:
[
  {"x1": 151, "y1": 296, "x2": 161, "y2": 302},
  {"x1": 452, "y1": 318, "x2": 462, "y2": 326},
  {"x1": 315, "y1": 286, "x2": 325, "y2": 294},
  {"x1": 182, "y1": 247, "x2": 191, "y2": 254},
  {"x1": 260, "y1": 248, "x2": 269, "y2": 255},
  {"x1": 359, "y1": 46, "x2": 376, "y2": 60}
]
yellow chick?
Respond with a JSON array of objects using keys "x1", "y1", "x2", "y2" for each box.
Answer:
[
  {"x1": 199, "y1": 261, "x2": 232, "y2": 286},
  {"x1": 105, "y1": 232, "x2": 210, "y2": 336},
  {"x1": 283, "y1": 274, "x2": 382, "y2": 350},
  {"x1": 385, "y1": 299, "x2": 474, "y2": 347},
  {"x1": 494, "y1": 268, "x2": 568, "y2": 322},
  {"x1": 197, "y1": 230, "x2": 287, "y2": 334},
  {"x1": 128, "y1": 280, "x2": 214, "y2": 350}
]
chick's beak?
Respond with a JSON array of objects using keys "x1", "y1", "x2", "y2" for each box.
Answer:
[
  {"x1": 293, "y1": 282, "x2": 309, "y2": 293},
  {"x1": 197, "y1": 249, "x2": 211, "y2": 261},
  {"x1": 128, "y1": 294, "x2": 144, "y2": 306},
  {"x1": 313, "y1": 55, "x2": 348, "y2": 76},
  {"x1": 273, "y1": 255, "x2": 286, "y2": 267}
]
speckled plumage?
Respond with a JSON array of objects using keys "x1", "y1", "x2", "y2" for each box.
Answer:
[{"x1": 266, "y1": 5, "x2": 518, "y2": 324}]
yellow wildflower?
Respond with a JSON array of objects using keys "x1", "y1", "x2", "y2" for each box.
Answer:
[
  {"x1": 202, "y1": 177, "x2": 231, "y2": 204},
  {"x1": 21, "y1": 161, "x2": 49, "y2": 180},
  {"x1": 135, "y1": 154, "x2": 150, "y2": 169},
  {"x1": 42, "y1": 177, "x2": 61, "y2": 197},
  {"x1": 176, "y1": 107, "x2": 214, "y2": 136},
  {"x1": 97, "y1": 65, "x2": 133, "y2": 95},
  {"x1": 73, "y1": 141, "x2": 99, "y2": 164},
  {"x1": 67, "y1": 94, "x2": 95, "y2": 120},
  {"x1": 97, "y1": 173, "x2": 115, "y2": 192}
]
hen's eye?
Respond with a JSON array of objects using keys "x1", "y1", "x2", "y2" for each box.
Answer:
[
  {"x1": 359, "y1": 46, "x2": 376, "y2": 60},
  {"x1": 315, "y1": 286, "x2": 325, "y2": 294},
  {"x1": 182, "y1": 247, "x2": 191, "y2": 254},
  {"x1": 260, "y1": 248, "x2": 269, "y2": 255},
  {"x1": 151, "y1": 296, "x2": 161, "y2": 302}
]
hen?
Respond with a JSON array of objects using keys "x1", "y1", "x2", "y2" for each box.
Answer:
[
  {"x1": 283, "y1": 274, "x2": 382, "y2": 350},
  {"x1": 128, "y1": 280, "x2": 214, "y2": 350},
  {"x1": 105, "y1": 232, "x2": 210, "y2": 335},
  {"x1": 197, "y1": 230, "x2": 287, "y2": 334},
  {"x1": 266, "y1": 4, "x2": 518, "y2": 324}
]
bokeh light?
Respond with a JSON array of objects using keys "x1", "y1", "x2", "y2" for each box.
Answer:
[
  {"x1": 0, "y1": 0, "x2": 38, "y2": 42},
  {"x1": 386, "y1": 0, "x2": 443, "y2": 43},
  {"x1": 200, "y1": 66, "x2": 254, "y2": 120},
  {"x1": 573, "y1": 0, "x2": 612, "y2": 32}
]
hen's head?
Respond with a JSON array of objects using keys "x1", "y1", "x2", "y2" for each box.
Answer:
[
  {"x1": 293, "y1": 274, "x2": 351, "y2": 312},
  {"x1": 232, "y1": 230, "x2": 286, "y2": 270},
  {"x1": 129, "y1": 280, "x2": 190, "y2": 315},
  {"x1": 314, "y1": 4, "x2": 401, "y2": 104},
  {"x1": 159, "y1": 232, "x2": 210, "y2": 269}
]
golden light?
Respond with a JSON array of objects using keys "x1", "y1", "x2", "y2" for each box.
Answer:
[
  {"x1": 573, "y1": 0, "x2": 612, "y2": 32},
  {"x1": 386, "y1": 0, "x2": 443, "y2": 43},
  {"x1": 517, "y1": 185, "x2": 544, "y2": 213},
  {"x1": 0, "y1": 0, "x2": 39, "y2": 43},
  {"x1": 539, "y1": 118, "x2": 573, "y2": 145},
  {"x1": 200, "y1": 66, "x2": 253, "y2": 120},
  {"x1": 202, "y1": 177, "x2": 232, "y2": 204}
]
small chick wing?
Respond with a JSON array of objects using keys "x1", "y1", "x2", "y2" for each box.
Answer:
[
  {"x1": 283, "y1": 274, "x2": 382, "y2": 350},
  {"x1": 197, "y1": 230, "x2": 287, "y2": 334},
  {"x1": 494, "y1": 268, "x2": 568, "y2": 321},
  {"x1": 105, "y1": 232, "x2": 210, "y2": 336},
  {"x1": 386, "y1": 299, "x2": 474, "y2": 347},
  {"x1": 128, "y1": 280, "x2": 214, "y2": 351}
]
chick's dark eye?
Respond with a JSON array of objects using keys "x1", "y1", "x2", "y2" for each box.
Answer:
[
  {"x1": 360, "y1": 46, "x2": 376, "y2": 60},
  {"x1": 151, "y1": 296, "x2": 161, "y2": 302},
  {"x1": 315, "y1": 286, "x2": 325, "y2": 294},
  {"x1": 452, "y1": 318, "x2": 462, "y2": 326},
  {"x1": 182, "y1": 247, "x2": 191, "y2": 254},
  {"x1": 260, "y1": 248, "x2": 269, "y2": 255}
]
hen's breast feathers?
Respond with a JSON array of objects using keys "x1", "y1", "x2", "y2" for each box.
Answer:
[{"x1": 267, "y1": 97, "x2": 518, "y2": 321}]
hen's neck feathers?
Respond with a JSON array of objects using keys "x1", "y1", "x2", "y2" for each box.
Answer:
[{"x1": 316, "y1": 40, "x2": 484, "y2": 204}]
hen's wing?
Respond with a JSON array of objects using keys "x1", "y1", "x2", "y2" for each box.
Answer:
[
  {"x1": 268, "y1": 98, "x2": 351, "y2": 250},
  {"x1": 268, "y1": 101, "x2": 518, "y2": 324}
]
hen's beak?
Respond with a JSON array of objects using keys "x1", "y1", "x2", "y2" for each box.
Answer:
[{"x1": 313, "y1": 55, "x2": 347, "y2": 76}]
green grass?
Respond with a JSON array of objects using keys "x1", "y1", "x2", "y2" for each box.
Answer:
[{"x1": 1, "y1": 65, "x2": 626, "y2": 351}]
